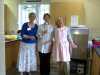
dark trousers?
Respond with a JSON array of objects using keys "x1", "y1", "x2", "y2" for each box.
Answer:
[
  {"x1": 39, "y1": 52, "x2": 51, "y2": 75},
  {"x1": 20, "y1": 72, "x2": 29, "y2": 75}
]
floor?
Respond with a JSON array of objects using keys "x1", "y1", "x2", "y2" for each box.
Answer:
[
  {"x1": 7, "y1": 69, "x2": 59, "y2": 75},
  {"x1": 6, "y1": 62, "x2": 88, "y2": 75},
  {"x1": 6, "y1": 63, "x2": 59, "y2": 75}
]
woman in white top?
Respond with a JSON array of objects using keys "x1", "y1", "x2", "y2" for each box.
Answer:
[
  {"x1": 52, "y1": 17, "x2": 77, "y2": 75},
  {"x1": 38, "y1": 13, "x2": 54, "y2": 75}
]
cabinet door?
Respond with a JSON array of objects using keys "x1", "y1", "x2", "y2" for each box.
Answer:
[
  {"x1": 92, "y1": 49, "x2": 100, "y2": 75},
  {"x1": 5, "y1": 41, "x2": 19, "y2": 70}
]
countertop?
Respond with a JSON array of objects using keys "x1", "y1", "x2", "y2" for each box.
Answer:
[{"x1": 5, "y1": 35, "x2": 19, "y2": 46}]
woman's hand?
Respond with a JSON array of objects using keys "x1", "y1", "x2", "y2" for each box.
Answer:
[
  {"x1": 23, "y1": 35, "x2": 36, "y2": 40},
  {"x1": 29, "y1": 36, "x2": 36, "y2": 40},
  {"x1": 42, "y1": 40, "x2": 50, "y2": 45},
  {"x1": 71, "y1": 43, "x2": 77, "y2": 48},
  {"x1": 42, "y1": 30, "x2": 47, "y2": 35}
]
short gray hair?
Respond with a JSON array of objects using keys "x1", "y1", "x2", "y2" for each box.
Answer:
[{"x1": 29, "y1": 12, "x2": 36, "y2": 18}]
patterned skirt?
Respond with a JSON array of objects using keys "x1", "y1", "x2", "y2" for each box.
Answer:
[{"x1": 17, "y1": 42, "x2": 37, "y2": 72}]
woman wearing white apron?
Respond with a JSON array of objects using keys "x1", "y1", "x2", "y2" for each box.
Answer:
[
  {"x1": 17, "y1": 12, "x2": 38, "y2": 75},
  {"x1": 52, "y1": 17, "x2": 77, "y2": 75}
]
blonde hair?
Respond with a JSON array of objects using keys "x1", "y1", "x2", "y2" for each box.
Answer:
[{"x1": 55, "y1": 17, "x2": 64, "y2": 26}]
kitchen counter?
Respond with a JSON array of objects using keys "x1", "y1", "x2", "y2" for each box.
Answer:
[
  {"x1": 5, "y1": 35, "x2": 19, "y2": 46},
  {"x1": 5, "y1": 39, "x2": 17, "y2": 43},
  {"x1": 5, "y1": 35, "x2": 17, "y2": 42},
  {"x1": 5, "y1": 39, "x2": 19, "y2": 47}
]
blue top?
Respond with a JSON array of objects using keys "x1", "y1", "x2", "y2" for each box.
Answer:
[{"x1": 21, "y1": 22, "x2": 38, "y2": 44}]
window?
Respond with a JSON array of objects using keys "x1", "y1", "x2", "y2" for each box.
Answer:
[
  {"x1": 18, "y1": 4, "x2": 50, "y2": 30},
  {"x1": 38, "y1": 4, "x2": 50, "y2": 25}
]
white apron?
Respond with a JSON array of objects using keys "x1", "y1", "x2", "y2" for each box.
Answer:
[{"x1": 17, "y1": 42, "x2": 37, "y2": 72}]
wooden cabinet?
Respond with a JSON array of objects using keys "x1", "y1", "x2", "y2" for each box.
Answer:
[
  {"x1": 5, "y1": 40, "x2": 19, "y2": 70},
  {"x1": 92, "y1": 48, "x2": 100, "y2": 75}
]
